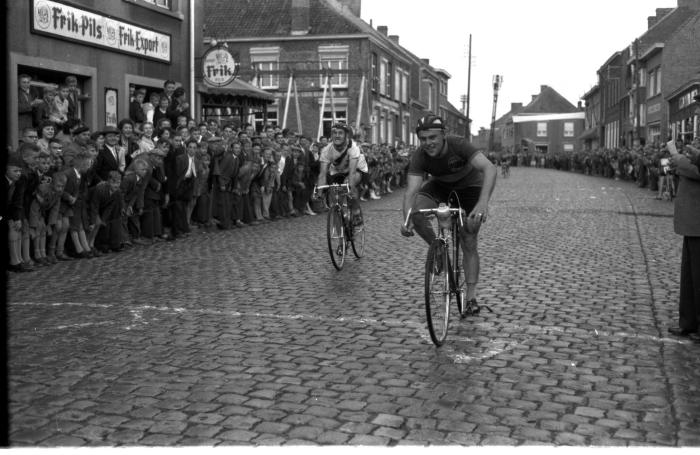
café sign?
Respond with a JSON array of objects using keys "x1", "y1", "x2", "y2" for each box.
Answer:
[
  {"x1": 202, "y1": 45, "x2": 239, "y2": 87},
  {"x1": 31, "y1": 0, "x2": 171, "y2": 63}
]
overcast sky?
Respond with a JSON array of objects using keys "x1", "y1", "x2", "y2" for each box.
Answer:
[{"x1": 361, "y1": 0, "x2": 679, "y2": 131}]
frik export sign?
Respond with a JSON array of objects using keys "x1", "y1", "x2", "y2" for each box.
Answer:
[
  {"x1": 202, "y1": 46, "x2": 238, "y2": 87},
  {"x1": 31, "y1": 0, "x2": 171, "y2": 63}
]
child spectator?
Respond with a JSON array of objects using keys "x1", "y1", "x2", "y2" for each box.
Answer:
[
  {"x1": 6, "y1": 154, "x2": 30, "y2": 272},
  {"x1": 19, "y1": 143, "x2": 41, "y2": 268},
  {"x1": 120, "y1": 158, "x2": 150, "y2": 246},
  {"x1": 90, "y1": 171, "x2": 124, "y2": 253},
  {"x1": 33, "y1": 87, "x2": 57, "y2": 128},
  {"x1": 129, "y1": 88, "x2": 147, "y2": 126},
  {"x1": 140, "y1": 142, "x2": 169, "y2": 242},
  {"x1": 65, "y1": 151, "x2": 95, "y2": 258},
  {"x1": 28, "y1": 177, "x2": 63, "y2": 266}
]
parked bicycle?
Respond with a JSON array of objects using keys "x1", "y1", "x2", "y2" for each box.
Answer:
[
  {"x1": 404, "y1": 195, "x2": 490, "y2": 346},
  {"x1": 315, "y1": 183, "x2": 365, "y2": 270}
]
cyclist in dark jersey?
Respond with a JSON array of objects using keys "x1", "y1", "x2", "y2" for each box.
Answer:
[{"x1": 401, "y1": 115, "x2": 497, "y2": 310}]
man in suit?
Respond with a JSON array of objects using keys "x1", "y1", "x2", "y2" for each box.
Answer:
[
  {"x1": 172, "y1": 139, "x2": 199, "y2": 237},
  {"x1": 94, "y1": 126, "x2": 124, "y2": 181},
  {"x1": 65, "y1": 75, "x2": 86, "y2": 123},
  {"x1": 668, "y1": 129, "x2": 700, "y2": 343},
  {"x1": 210, "y1": 137, "x2": 237, "y2": 230}
]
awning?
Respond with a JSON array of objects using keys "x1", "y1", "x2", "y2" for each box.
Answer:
[
  {"x1": 579, "y1": 127, "x2": 599, "y2": 140},
  {"x1": 197, "y1": 79, "x2": 275, "y2": 102}
]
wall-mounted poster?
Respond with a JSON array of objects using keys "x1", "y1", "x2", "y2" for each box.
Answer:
[{"x1": 105, "y1": 88, "x2": 118, "y2": 128}]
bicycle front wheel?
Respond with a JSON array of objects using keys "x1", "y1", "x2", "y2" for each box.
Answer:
[
  {"x1": 351, "y1": 205, "x2": 365, "y2": 258},
  {"x1": 327, "y1": 205, "x2": 346, "y2": 270},
  {"x1": 425, "y1": 239, "x2": 450, "y2": 346}
]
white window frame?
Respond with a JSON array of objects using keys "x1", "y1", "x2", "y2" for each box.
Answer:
[
  {"x1": 401, "y1": 72, "x2": 408, "y2": 104},
  {"x1": 564, "y1": 121, "x2": 574, "y2": 137},
  {"x1": 394, "y1": 69, "x2": 401, "y2": 101},
  {"x1": 250, "y1": 47, "x2": 280, "y2": 89},
  {"x1": 537, "y1": 122, "x2": 547, "y2": 137},
  {"x1": 379, "y1": 58, "x2": 388, "y2": 96},
  {"x1": 319, "y1": 45, "x2": 349, "y2": 89}
]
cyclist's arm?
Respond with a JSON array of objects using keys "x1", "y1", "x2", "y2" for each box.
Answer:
[
  {"x1": 403, "y1": 174, "x2": 424, "y2": 223},
  {"x1": 470, "y1": 153, "x2": 497, "y2": 216},
  {"x1": 316, "y1": 161, "x2": 329, "y2": 186}
]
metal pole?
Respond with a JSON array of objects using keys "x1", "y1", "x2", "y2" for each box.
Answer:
[
  {"x1": 488, "y1": 75, "x2": 502, "y2": 151},
  {"x1": 356, "y1": 74, "x2": 366, "y2": 130},
  {"x1": 466, "y1": 33, "x2": 472, "y2": 139},
  {"x1": 293, "y1": 77, "x2": 302, "y2": 135},
  {"x1": 317, "y1": 72, "x2": 329, "y2": 141},
  {"x1": 282, "y1": 73, "x2": 293, "y2": 129}
]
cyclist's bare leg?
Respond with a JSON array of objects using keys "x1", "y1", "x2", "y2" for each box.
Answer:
[
  {"x1": 460, "y1": 229, "x2": 480, "y2": 301},
  {"x1": 411, "y1": 193, "x2": 438, "y2": 245}
]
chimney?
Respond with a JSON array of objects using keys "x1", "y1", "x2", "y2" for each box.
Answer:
[
  {"x1": 291, "y1": 0, "x2": 310, "y2": 36},
  {"x1": 531, "y1": 95, "x2": 537, "y2": 102},
  {"x1": 337, "y1": 0, "x2": 361, "y2": 16},
  {"x1": 540, "y1": 84, "x2": 548, "y2": 93},
  {"x1": 421, "y1": 58, "x2": 430, "y2": 65},
  {"x1": 511, "y1": 102, "x2": 522, "y2": 112},
  {"x1": 677, "y1": 0, "x2": 700, "y2": 11},
  {"x1": 648, "y1": 15, "x2": 658, "y2": 28},
  {"x1": 577, "y1": 101, "x2": 582, "y2": 110},
  {"x1": 389, "y1": 35, "x2": 399, "y2": 44},
  {"x1": 377, "y1": 25, "x2": 388, "y2": 36}
]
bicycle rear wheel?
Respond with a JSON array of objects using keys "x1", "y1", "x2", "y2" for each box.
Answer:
[
  {"x1": 327, "y1": 205, "x2": 346, "y2": 270},
  {"x1": 351, "y1": 205, "x2": 365, "y2": 258},
  {"x1": 425, "y1": 239, "x2": 450, "y2": 346}
]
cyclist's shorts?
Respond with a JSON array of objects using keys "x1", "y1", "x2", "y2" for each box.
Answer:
[
  {"x1": 328, "y1": 172, "x2": 348, "y2": 185},
  {"x1": 417, "y1": 179, "x2": 481, "y2": 214}
]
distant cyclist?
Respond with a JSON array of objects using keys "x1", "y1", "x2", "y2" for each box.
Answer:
[
  {"x1": 401, "y1": 115, "x2": 497, "y2": 311},
  {"x1": 316, "y1": 122, "x2": 368, "y2": 226}
]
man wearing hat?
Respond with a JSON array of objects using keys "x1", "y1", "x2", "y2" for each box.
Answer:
[{"x1": 94, "y1": 126, "x2": 125, "y2": 181}]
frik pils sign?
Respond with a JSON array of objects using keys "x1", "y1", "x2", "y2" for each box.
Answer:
[
  {"x1": 31, "y1": 0, "x2": 171, "y2": 63},
  {"x1": 202, "y1": 46, "x2": 239, "y2": 87}
]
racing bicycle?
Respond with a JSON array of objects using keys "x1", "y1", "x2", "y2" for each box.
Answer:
[
  {"x1": 404, "y1": 195, "x2": 488, "y2": 346},
  {"x1": 315, "y1": 183, "x2": 365, "y2": 270}
]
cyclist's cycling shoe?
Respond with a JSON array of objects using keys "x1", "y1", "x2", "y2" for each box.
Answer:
[
  {"x1": 352, "y1": 212, "x2": 363, "y2": 227},
  {"x1": 463, "y1": 298, "x2": 493, "y2": 316}
]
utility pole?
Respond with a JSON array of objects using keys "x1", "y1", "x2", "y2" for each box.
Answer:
[
  {"x1": 488, "y1": 74, "x2": 503, "y2": 152},
  {"x1": 466, "y1": 33, "x2": 472, "y2": 140}
]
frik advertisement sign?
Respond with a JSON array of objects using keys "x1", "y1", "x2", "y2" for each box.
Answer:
[
  {"x1": 202, "y1": 45, "x2": 239, "y2": 87},
  {"x1": 31, "y1": 0, "x2": 171, "y2": 63}
]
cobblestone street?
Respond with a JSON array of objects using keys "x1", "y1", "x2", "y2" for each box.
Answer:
[{"x1": 7, "y1": 167, "x2": 700, "y2": 446}]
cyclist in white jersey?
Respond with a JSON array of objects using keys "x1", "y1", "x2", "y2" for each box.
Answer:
[{"x1": 316, "y1": 122, "x2": 368, "y2": 225}]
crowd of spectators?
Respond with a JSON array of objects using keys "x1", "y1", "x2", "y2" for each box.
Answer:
[
  {"x1": 8, "y1": 78, "x2": 413, "y2": 273},
  {"x1": 494, "y1": 139, "x2": 700, "y2": 200}
]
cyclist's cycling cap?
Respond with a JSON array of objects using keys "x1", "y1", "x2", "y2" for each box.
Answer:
[
  {"x1": 416, "y1": 115, "x2": 445, "y2": 133},
  {"x1": 331, "y1": 122, "x2": 353, "y2": 136}
]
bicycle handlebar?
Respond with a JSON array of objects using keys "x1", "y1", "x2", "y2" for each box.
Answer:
[
  {"x1": 315, "y1": 183, "x2": 350, "y2": 191},
  {"x1": 403, "y1": 206, "x2": 467, "y2": 229}
]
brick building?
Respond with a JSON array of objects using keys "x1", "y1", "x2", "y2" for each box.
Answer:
[
  {"x1": 580, "y1": 85, "x2": 601, "y2": 151},
  {"x1": 203, "y1": 0, "x2": 466, "y2": 144},
  {"x1": 500, "y1": 85, "x2": 584, "y2": 156},
  {"x1": 589, "y1": 0, "x2": 700, "y2": 148},
  {"x1": 8, "y1": 0, "x2": 202, "y2": 146}
]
